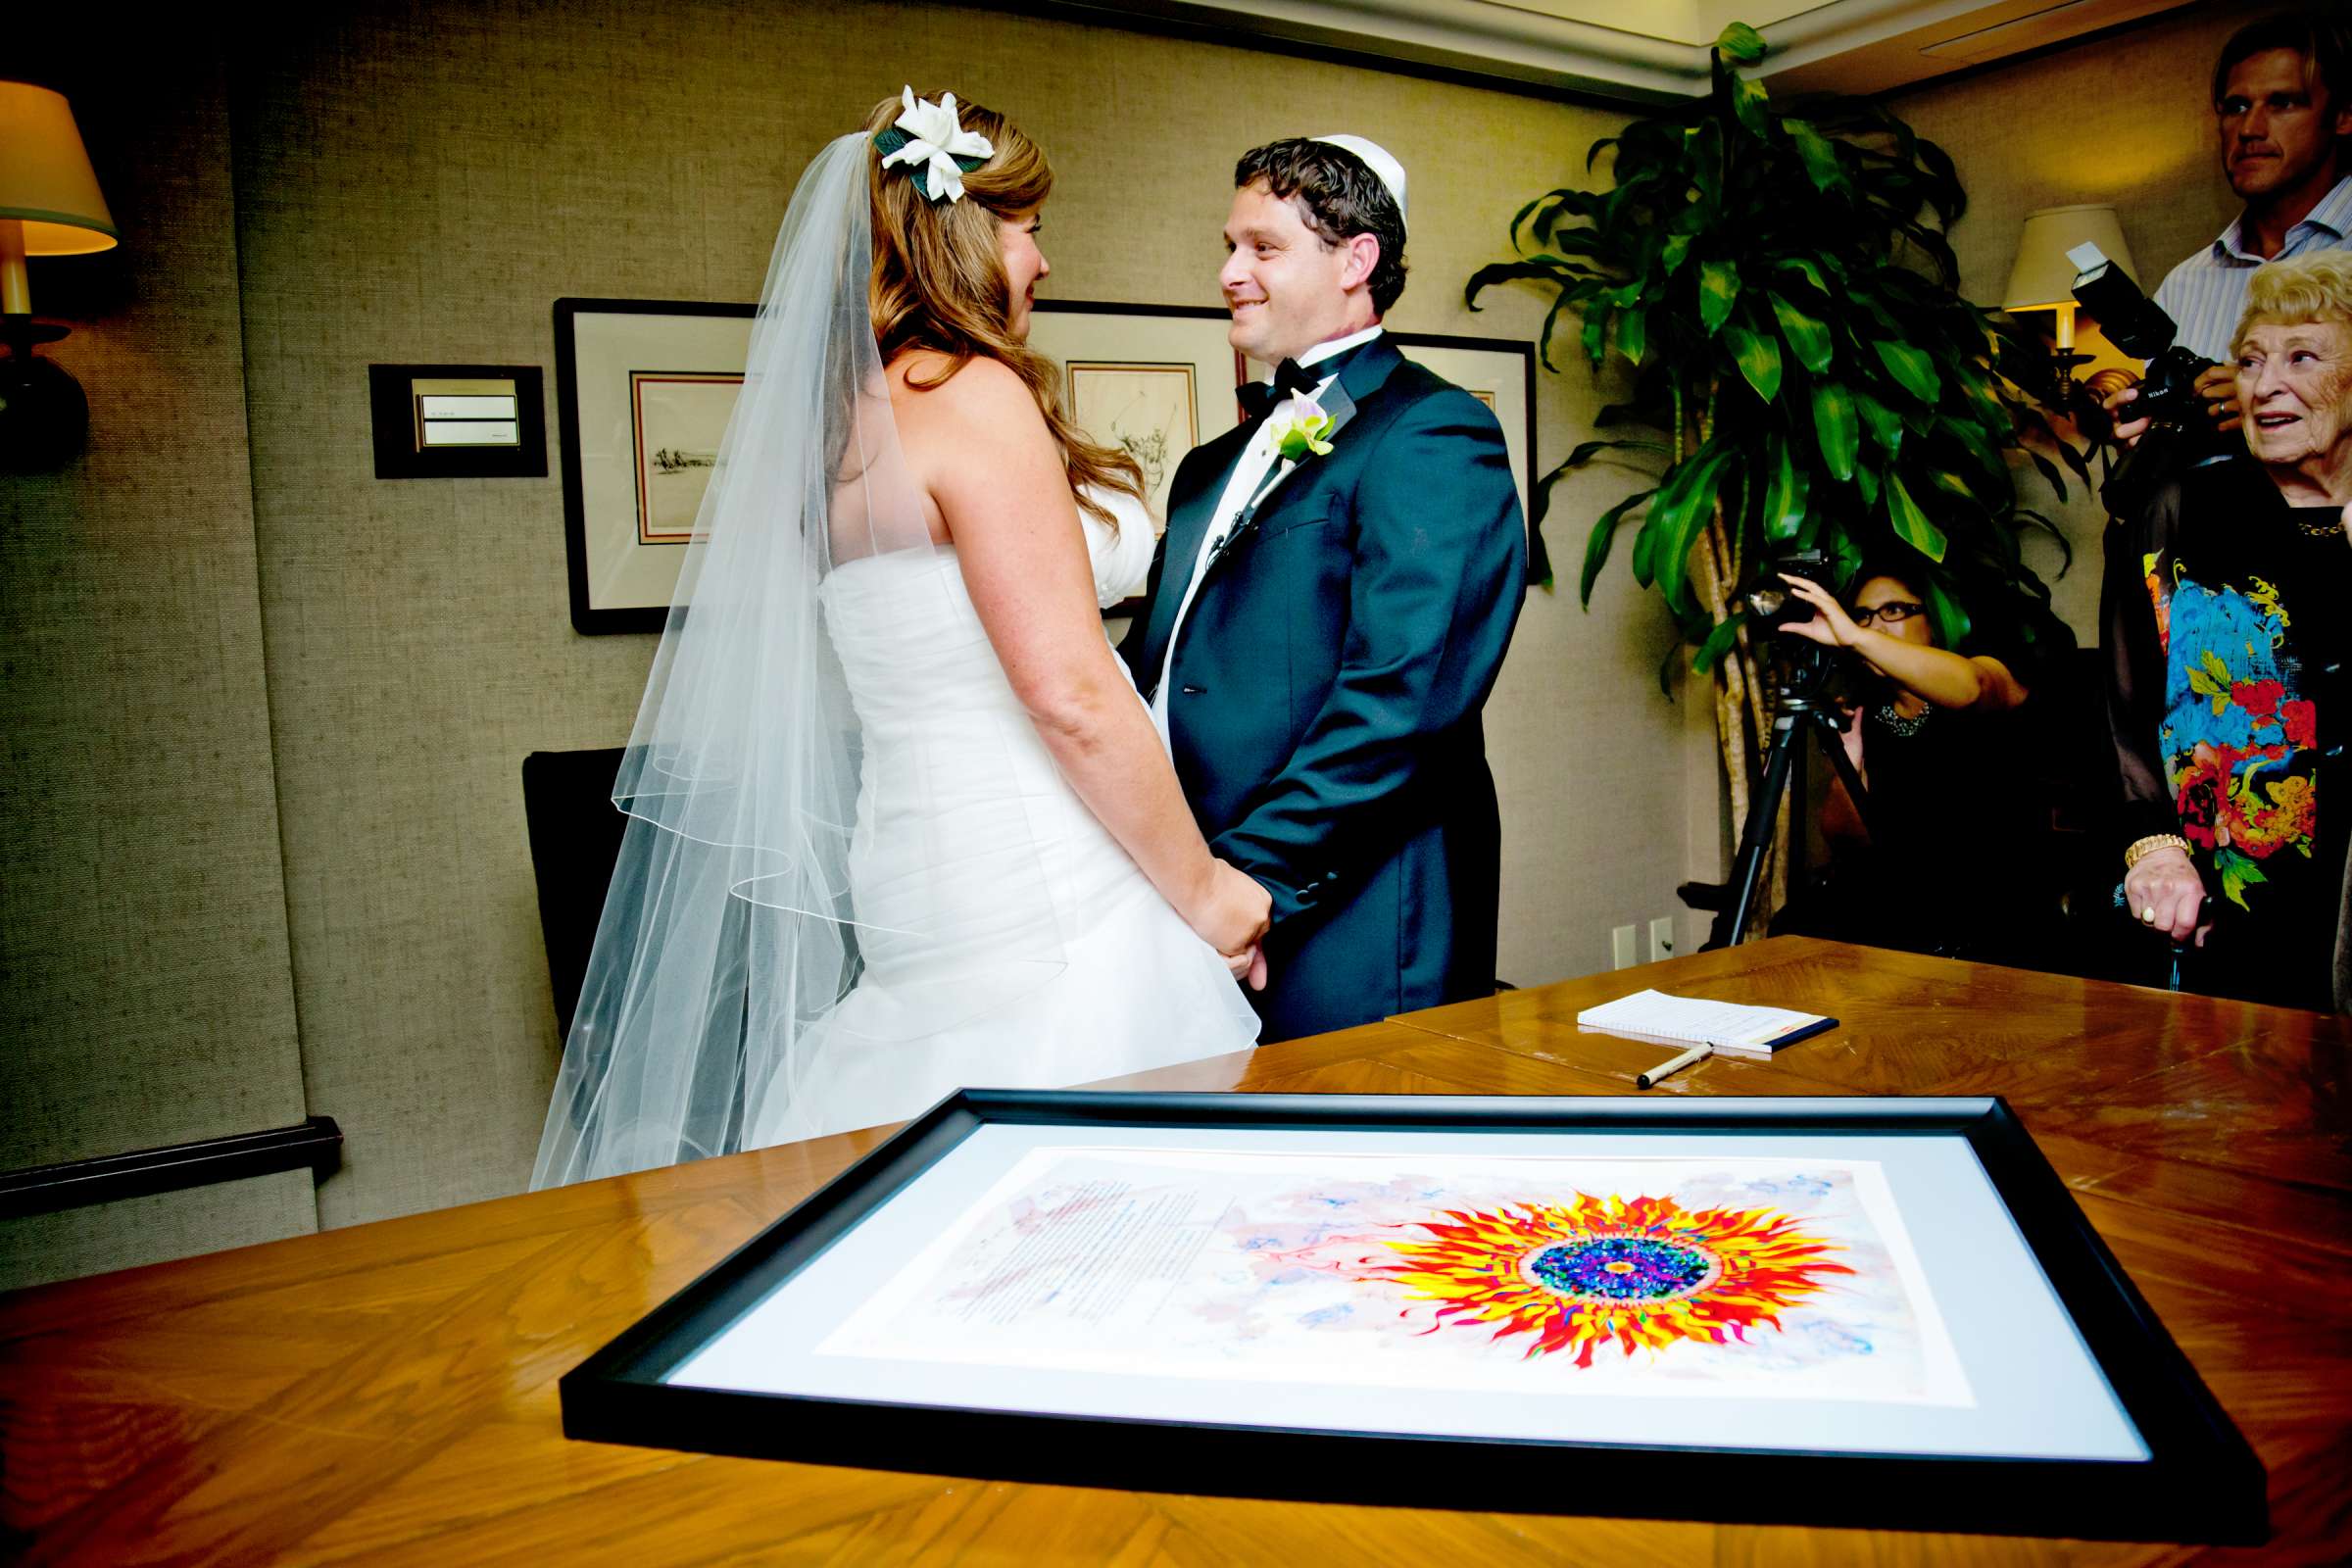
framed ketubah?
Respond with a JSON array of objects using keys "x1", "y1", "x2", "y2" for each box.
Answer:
[
  {"x1": 554, "y1": 297, "x2": 755, "y2": 634},
  {"x1": 560, "y1": 1093, "x2": 2264, "y2": 1544}
]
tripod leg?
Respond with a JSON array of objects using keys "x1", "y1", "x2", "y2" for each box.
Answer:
[
  {"x1": 1808, "y1": 709, "x2": 1876, "y2": 842},
  {"x1": 1705, "y1": 712, "x2": 1804, "y2": 951}
]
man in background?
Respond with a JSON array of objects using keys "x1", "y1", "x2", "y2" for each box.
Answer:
[{"x1": 2113, "y1": 11, "x2": 2351, "y2": 440}]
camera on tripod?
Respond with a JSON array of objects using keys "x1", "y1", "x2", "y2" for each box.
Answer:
[
  {"x1": 1741, "y1": 548, "x2": 1837, "y2": 630},
  {"x1": 2067, "y1": 240, "x2": 2230, "y2": 517}
]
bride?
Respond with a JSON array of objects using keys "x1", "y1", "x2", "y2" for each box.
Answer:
[{"x1": 531, "y1": 89, "x2": 1266, "y2": 1187}]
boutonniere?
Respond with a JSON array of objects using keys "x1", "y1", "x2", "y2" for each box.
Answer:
[{"x1": 1267, "y1": 400, "x2": 1337, "y2": 465}]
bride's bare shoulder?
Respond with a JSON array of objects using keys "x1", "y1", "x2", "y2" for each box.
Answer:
[{"x1": 886, "y1": 352, "x2": 1046, "y2": 442}]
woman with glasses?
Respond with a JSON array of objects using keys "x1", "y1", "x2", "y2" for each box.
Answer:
[
  {"x1": 1771, "y1": 563, "x2": 2053, "y2": 965},
  {"x1": 2103, "y1": 251, "x2": 2352, "y2": 1011}
]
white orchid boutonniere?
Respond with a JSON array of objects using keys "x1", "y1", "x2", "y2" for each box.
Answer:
[{"x1": 1267, "y1": 399, "x2": 1337, "y2": 465}]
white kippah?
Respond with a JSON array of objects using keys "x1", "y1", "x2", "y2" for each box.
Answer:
[{"x1": 1310, "y1": 134, "x2": 1407, "y2": 231}]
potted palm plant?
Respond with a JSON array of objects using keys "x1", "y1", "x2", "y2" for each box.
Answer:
[{"x1": 1470, "y1": 21, "x2": 2082, "y2": 923}]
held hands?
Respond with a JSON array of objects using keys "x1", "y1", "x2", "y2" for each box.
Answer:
[
  {"x1": 1190, "y1": 859, "x2": 1272, "y2": 991},
  {"x1": 2103, "y1": 364, "x2": 2240, "y2": 449},
  {"x1": 2123, "y1": 845, "x2": 2210, "y2": 946},
  {"x1": 1771, "y1": 572, "x2": 1860, "y2": 648}
]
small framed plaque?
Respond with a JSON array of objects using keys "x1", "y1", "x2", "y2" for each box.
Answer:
[
  {"x1": 368, "y1": 364, "x2": 547, "y2": 480},
  {"x1": 560, "y1": 1092, "x2": 2264, "y2": 1544}
]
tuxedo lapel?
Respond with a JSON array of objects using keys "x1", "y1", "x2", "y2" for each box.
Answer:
[
  {"x1": 1214, "y1": 337, "x2": 1398, "y2": 553},
  {"x1": 1204, "y1": 378, "x2": 1357, "y2": 572},
  {"x1": 1138, "y1": 420, "x2": 1254, "y2": 687}
]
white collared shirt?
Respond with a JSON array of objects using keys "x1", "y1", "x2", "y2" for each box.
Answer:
[
  {"x1": 2152, "y1": 173, "x2": 2352, "y2": 360},
  {"x1": 1151, "y1": 324, "x2": 1385, "y2": 743}
]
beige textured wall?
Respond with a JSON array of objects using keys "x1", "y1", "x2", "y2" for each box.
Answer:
[
  {"x1": 18, "y1": 1, "x2": 2252, "y2": 1265},
  {"x1": 229, "y1": 1, "x2": 1688, "y2": 1228},
  {"x1": 0, "y1": 48, "x2": 314, "y2": 1288},
  {"x1": 1891, "y1": 0, "x2": 2290, "y2": 634}
]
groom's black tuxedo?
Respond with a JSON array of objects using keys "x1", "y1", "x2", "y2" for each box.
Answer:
[{"x1": 1120, "y1": 335, "x2": 1526, "y2": 1042}]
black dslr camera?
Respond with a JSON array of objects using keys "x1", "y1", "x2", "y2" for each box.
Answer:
[
  {"x1": 2069, "y1": 242, "x2": 2229, "y2": 517},
  {"x1": 1743, "y1": 548, "x2": 1837, "y2": 629}
]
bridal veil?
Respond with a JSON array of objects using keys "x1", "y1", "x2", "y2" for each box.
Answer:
[{"x1": 530, "y1": 132, "x2": 1065, "y2": 1187}]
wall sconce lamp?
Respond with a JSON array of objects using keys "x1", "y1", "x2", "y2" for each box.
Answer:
[
  {"x1": 0, "y1": 80, "x2": 120, "y2": 472},
  {"x1": 2003, "y1": 204, "x2": 2135, "y2": 410}
]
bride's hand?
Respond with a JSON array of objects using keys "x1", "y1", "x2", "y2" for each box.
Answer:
[{"x1": 1189, "y1": 860, "x2": 1271, "y2": 961}]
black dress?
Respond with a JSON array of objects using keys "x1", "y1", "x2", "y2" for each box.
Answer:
[
  {"x1": 1778, "y1": 691, "x2": 2063, "y2": 968},
  {"x1": 2101, "y1": 457, "x2": 2352, "y2": 1010}
]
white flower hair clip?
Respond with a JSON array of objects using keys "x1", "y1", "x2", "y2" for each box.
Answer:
[{"x1": 874, "y1": 86, "x2": 995, "y2": 204}]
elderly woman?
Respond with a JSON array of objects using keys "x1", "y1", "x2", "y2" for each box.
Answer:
[{"x1": 2105, "y1": 250, "x2": 2352, "y2": 1010}]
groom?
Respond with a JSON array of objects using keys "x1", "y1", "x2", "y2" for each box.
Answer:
[{"x1": 1121, "y1": 134, "x2": 1527, "y2": 1042}]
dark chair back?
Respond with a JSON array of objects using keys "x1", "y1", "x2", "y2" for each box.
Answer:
[{"x1": 521, "y1": 748, "x2": 628, "y2": 1040}]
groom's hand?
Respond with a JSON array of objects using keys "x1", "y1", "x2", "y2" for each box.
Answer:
[{"x1": 1247, "y1": 945, "x2": 1269, "y2": 992}]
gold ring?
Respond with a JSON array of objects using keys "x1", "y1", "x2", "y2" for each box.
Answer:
[{"x1": 2140, "y1": 906, "x2": 2157, "y2": 924}]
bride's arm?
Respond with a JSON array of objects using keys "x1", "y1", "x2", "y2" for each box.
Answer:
[{"x1": 910, "y1": 358, "x2": 1269, "y2": 958}]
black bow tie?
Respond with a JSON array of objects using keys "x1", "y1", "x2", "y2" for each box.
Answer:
[{"x1": 1238, "y1": 357, "x2": 1321, "y2": 420}]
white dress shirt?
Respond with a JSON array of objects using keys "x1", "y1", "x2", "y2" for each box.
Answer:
[
  {"x1": 1151, "y1": 324, "x2": 1385, "y2": 743},
  {"x1": 2152, "y1": 173, "x2": 2352, "y2": 361}
]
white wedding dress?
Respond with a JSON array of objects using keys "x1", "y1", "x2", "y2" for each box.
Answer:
[{"x1": 746, "y1": 488, "x2": 1260, "y2": 1146}]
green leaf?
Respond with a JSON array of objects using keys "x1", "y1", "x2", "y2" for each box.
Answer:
[
  {"x1": 1921, "y1": 468, "x2": 1983, "y2": 509},
  {"x1": 1582, "y1": 304, "x2": 1612, "y2": 367},
  {"x1": 1661, "y1": 233, "x2": 1695, "y2": 275},
  {"x1": 1697, "y1": 258, "x2": 1740, "y2": 334},
  {"x1": 1616, "y1": 307, "x2": 1647, "y2": 367},
  {"x1": 1731, "y1": 76, "x2": 1774, "y2": 140},
  {"x1": 1922, "y1": 575, "x2": 1972, "y2": 651},
  {"x1": 1786, "y1": 119, "x2": 1844, "y2": 193},
  {"x1": 1856, "y1": 463, "x2": 1881, "y2": 506},
  {"x1": 1762, "y1": 432, "x2": 1809, "y2": 542},
  {"x1": 1853, "y1": 387, "x2": 1903, "y2": 457},
  {"x1": 1772, "y1": 256, "x2": 1832, "y2": 295},
  {"x1": 1724, "y1": 318, "x2": 1783, "y2": 400},
  {"x1": 1872, "y1": 338, "x2": 1942, "y2": 404},
  {"x1": 1580, "y1": 487, "x2": 1657, "y2": 605},
  {"x1": 1766, "y1": 291, "x2": 1834, "y2": 373},
  {"x1": 1885, "y1": 472, "x2": 1947, "y2": 562},
  {"x1": 1650, "y1": 445, "x2": 1732, "y2": 617},
  {"x1": 1563, "y1": 436, "x2": 1670, "y2": 466},
  {"x1": 1692, "y1": 612, "x2": 1745, "y2": 673},
  {"x1": 1811, "y1": 382, "x2": 1858, "y2": 480},
  {"x1": 1715, "y1": 21, "x2": 1767, "y2": 65}
]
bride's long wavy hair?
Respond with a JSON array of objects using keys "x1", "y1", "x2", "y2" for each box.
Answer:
[{"x1": 862, "y1": 90, "x2": 1142, "y2": 526}]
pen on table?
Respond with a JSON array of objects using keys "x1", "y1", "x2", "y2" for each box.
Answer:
[{"x1": 1636, "y1": 1042, "x2": 1714, "y2": 1091}]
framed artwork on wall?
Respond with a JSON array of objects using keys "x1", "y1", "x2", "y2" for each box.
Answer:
[
  {"x1": 1027, "y1": 300, "x2": 1248, "y2": 531},
  {"x1": 555, "y1": 296, "x2": 1540, "y2": 634},
  {"x1": 555, "y1": 298, "x2": 755, "y2": 635},
  {"x1": 560, "y1": 1092, "x2": 2263, "y2": 1544}
]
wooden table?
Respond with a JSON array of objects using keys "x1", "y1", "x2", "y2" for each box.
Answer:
[{"x1": 5, "y1": 937, "x2": 2347, "y2": 1564}]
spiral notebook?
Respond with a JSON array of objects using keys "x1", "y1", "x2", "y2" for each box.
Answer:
[{"x1": 1575, "y1": 988, "x2": 1837, "y2": 1058}]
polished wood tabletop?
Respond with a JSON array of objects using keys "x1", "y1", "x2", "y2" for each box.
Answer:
[{"x1": 4, "y1": 937, "x2": 2347, "y2": 1564}]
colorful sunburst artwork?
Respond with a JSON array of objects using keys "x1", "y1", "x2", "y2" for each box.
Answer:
[{"x1": 1349, "y1": 1192, "x2": 1855, "y2": 1368}]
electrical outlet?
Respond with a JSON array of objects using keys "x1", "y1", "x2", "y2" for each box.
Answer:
[
  {"x1": 1648, "y1": 916, "x2": 1676, "y2": 962},
  {"x1": 1610, "y1": 924, "x2": 1638, "y2": 969}
]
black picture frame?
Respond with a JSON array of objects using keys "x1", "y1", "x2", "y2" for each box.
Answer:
[
  {"x1": 559, "y1": 1092, "x2": 2265, "y2": 1544},
  {"x1": 554, "y1": 297, "x2": 756, "y2": 635},
  {"x1": 368, "y1": 363, "x2": 547, "y2": 480},
  {"x1": 1030, "y1": 300, "x2": 1542, "y2": 528}
]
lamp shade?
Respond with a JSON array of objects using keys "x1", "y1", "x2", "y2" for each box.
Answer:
[
  {"x1": 0, "y1": 81, "x2": 117, "y2": 255},
  {"x1": 2003, "y1": 204, "x2": 2133, "y2": 313}
]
